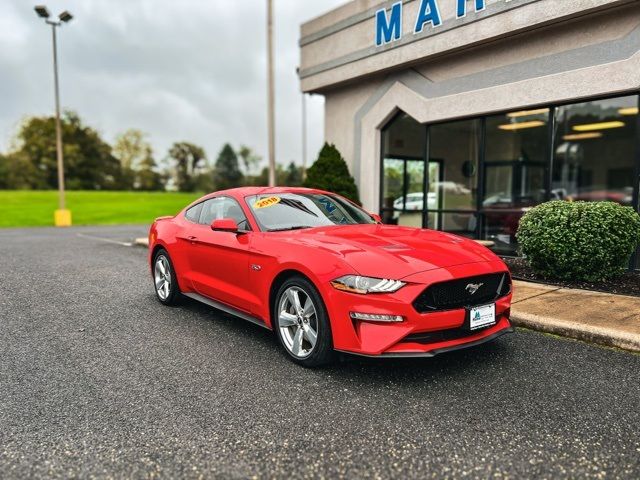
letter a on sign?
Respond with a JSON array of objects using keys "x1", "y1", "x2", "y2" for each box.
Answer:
[
  {"x1": 375, "y1": 2, "x2": 402, "y2": 46},
  {"x1": 414, "y1": 0, "x2": 442, "y2": 34}
]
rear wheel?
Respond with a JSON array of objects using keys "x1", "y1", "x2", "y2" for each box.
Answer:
[
  {"x1": 274, "y1": 276, "x2": 334, "y2": 367},
  {"x1": 153, "y1": 249, "x2": 180, "y2": 306}
]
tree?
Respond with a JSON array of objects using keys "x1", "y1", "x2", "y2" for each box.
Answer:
[
  {"x1": 238, "y1": 145, "x2": 262, "y2": 177},
  {"x1": 114, "y1": 129, "x2": 164, "y2": 191},
  {"x1": 113, "y1": 129, "x2": 152, "y2": 190},
  {"x1": 0, "y1": 152, "x2": 45, "y2": 189},
  {"x1": 303, "y1": 143, "x2": 359, "y2": 203},
  {"x1": 213, "y1": 143, "x2": 244, "y2": 190},
  {"x1": 113, "y1": 129, "x2": 148, "y2": 170},
  {"x1": 0, "y1": 154, "x2": 8, "y2": 189},
  {"x1": 168, "y1": 142, "x2": 206, "y2": 192},
  {"x1": 9, "y1": 111, "x2": 123, "y2": 190},
  {"x1": 137, "y1": 149, "x2": 165, "y2": 191},
  {"x1": 254, "y1": 164, "x2": 287, "y2": 186},
  {"x1": 284, "y1": 161, "x2": 303, "y2": 186}
]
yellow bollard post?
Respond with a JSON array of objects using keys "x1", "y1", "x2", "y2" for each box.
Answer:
[{"x1": 54, "y1": 209, "x2": 72, "y2": 227}]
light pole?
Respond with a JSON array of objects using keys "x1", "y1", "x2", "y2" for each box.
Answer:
[
  {"x1": 301, "y1": 92, "x2": 307, "y2": 180},
  {"x1": 266, "y1": 0, "x2": 276, "y2": 186},
  {"x1": 34, "y1": 5, "x2": 73, "y2": 227}
]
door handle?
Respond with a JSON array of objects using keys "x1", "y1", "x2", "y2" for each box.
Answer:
[{"x1": 187, "y1": 235, "x2": 198, "y2": 244}]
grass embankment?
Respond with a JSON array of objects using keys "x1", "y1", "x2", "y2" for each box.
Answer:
[{"x1": 0, "y1": 191, "x2": 202, "y2": 227}]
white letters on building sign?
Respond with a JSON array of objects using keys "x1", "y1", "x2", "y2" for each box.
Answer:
[{"x1": 376, "y1": 0, "x2": 487, "y2": 46}]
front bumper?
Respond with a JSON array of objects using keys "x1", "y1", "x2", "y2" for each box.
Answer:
[
  {"x1": 324, "y1": 261, "x2": 514, "y2": 357},
  {"x1": 337, "y1": 327, "x2": 515, "y2": 358}
]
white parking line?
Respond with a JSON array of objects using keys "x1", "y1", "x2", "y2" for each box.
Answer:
[{"x1": 76, "y1": 233, "x2": 133, "y2": 247}]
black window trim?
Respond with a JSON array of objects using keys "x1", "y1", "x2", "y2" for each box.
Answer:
[{"x1": 184, "y1": 201, "x2": 205, "y2": 225}]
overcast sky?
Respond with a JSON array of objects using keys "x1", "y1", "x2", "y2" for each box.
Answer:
[{"x1": 0, "y1": 0, "x2": 346, "y2": 169}]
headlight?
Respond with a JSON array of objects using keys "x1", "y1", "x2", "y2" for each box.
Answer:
[{"x1": 330, "y1": 275, "x2": 406, "y2": 294}]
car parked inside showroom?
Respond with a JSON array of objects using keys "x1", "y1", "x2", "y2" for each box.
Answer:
[{"x1": 149, "y1": 187, "x2": 513, "y2": 367}]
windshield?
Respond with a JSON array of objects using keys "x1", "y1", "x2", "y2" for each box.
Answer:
[{"x1": 245, "y1": 193, "x2": 375, "y2": 232}]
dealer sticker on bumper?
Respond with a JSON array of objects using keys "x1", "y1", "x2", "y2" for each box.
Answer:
[{"x1": 469, "y1": 304, "x2": 496, "y2": 331}]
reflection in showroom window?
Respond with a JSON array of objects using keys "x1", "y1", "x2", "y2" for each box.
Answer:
[
  {"x1": 553, "y1": 96, "x2": 637, "y2": 207},
  {"x1": 482, "y1": 108, "x2": 550, "y2": 255}
]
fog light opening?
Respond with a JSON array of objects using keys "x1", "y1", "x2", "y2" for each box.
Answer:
[{"x1": 350, "y1": 312, "x2": 404, "y2": 323}]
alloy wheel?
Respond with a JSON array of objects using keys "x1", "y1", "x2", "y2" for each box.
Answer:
[
  {"x1": 154, "y1": 255, "x2": 171, "y2": 301},
  {"x1": 278, "y1": 286, "x2": 318, "y2": 358}
]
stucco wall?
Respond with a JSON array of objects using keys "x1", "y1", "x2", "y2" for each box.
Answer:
[
  {"x1": 323, "y1": 81, "x2": 384, "y2": 173},
  {"x1": 300, "y1": 0, "x2": 635, "y2": 93},
  {"x1": 309, "y1": 1, "x2": 640, "y2": 211}
]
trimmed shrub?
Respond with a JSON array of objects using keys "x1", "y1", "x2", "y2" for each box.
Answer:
[
  {"x1": 303, "y1": 143, "x2": 360, "y2": 204},
  {"x1": 516, "y1": 201, "x2": 640, "y2": 281}
]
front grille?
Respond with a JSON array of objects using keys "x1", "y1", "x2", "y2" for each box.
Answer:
[{"x1": 413, "y1": 272, "x2": 511, "y2": 313}]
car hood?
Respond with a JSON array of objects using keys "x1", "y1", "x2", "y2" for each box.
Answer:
[{"x1": 280, "y1": 224, "x2": 501, "y2": 279}]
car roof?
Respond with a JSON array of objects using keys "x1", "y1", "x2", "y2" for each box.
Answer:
[
  {"x1": 180, "y1": 186, "x2": 364, "y2": 218},
  {"x1": 203, "y1": 186, "x2": 328, "y2": 200},
  {"x1": 187, "y1": 187, "x2": 334, "y2": 207}
]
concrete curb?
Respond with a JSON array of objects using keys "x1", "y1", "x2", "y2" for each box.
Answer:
[
  {"x1": 134, "y1": 238, "x2": 149, "y2": 247},
  {"x1": 511, "y1": 311, "x2": 640, "y2": 353}
]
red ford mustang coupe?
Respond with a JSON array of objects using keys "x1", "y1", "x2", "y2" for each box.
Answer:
[{"x1": 149, "y1": 187, "x2": 513, "y2": 367}]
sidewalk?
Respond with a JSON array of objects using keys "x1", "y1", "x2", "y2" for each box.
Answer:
[
  {"x1": 134, "y1": 237, "x2": 149, "y2": 247},
  {"x1": 512, "y1": 280, "x2": 640, "y2": 353}
]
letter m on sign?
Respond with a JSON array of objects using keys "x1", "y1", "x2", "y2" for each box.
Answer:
[{"x1": 376, "y1": 2, "x2": 402, "y2": 46}]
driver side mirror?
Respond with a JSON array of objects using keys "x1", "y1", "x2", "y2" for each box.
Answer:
[
  {"x1": 371, "y1": 213, "x2": 382, "y2": 224},
  {"x1": 211, "y1": 218, "x2": 239, "y2": 233}
]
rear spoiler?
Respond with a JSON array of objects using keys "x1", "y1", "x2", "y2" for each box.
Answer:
[{"x1": 154, "y1": 215, "x2": 174, "y2": 222}]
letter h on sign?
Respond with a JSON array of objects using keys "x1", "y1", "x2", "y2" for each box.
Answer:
[
  {"x1": 375, "y1": 2, "x2": 402, "y2": 46},
  {"x1": 457, "y1": 0, "x2": 486, "y2": 18}
]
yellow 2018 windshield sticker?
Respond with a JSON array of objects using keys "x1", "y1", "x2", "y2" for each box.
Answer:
[{"x1": 254, "y1": 196, "x2": 281, "y2": 209}]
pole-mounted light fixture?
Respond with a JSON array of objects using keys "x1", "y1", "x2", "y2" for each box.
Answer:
[
  {"x1": 34, "y1": 5, "x2": 74, "y2": 227},
  {"x1": 266, "y1": 0, "x2": 276, "y2": 187},
  {"x1": 58, "y1": 10, "x2": 73, "y2": 23},
  {"x1": 34, "y1": 5, "x2": 50, "y2": 18}
]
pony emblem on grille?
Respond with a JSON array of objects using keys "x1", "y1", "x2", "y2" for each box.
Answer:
[{"x1": 465, "y1": 283, "x2": 484, "y2": 295}]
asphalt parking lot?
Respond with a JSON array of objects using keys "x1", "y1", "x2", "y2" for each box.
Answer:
[{"x1": 1, "y1": 226, "x2": 639, "y2": 479}]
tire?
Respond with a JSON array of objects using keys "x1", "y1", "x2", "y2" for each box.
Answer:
[
  {"x1": 152, "y1": 249, "x2": 181, "y2": 306},
  {"x1": 273, "y1": 275, "x2": 335, "y2": 367}
]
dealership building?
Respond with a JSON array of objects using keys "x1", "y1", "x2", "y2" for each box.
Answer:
[{"x1": 299, "y1": 0, "x2": 640, "y2": 257}]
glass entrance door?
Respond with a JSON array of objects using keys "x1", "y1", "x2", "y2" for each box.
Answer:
[
  {"x1": 382, "y1": 157, "x2": 425, "y2": 227},
  {"x1": 401, "y1": 159, "x2": 425, "y2": 227},
  {"x1": 380, "y1": 112, "x2": 427, "y2": 226}
]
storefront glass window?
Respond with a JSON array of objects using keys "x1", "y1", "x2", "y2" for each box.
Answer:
[
  {"x1": 428, "y1": 119, "x2": 480, "y2": 212},
  {"x1": 483, "y1": 109, "x2": 550, "y2": 254},
  {"x1": 380, "y1": 94, "x2": 639, "y2": 265},
  {"x1": 428, "y1": 212, "x2": 477, "y2": 239},
  {"x1": 553, "y1": 96, "x2": 637, "y2": 206}
]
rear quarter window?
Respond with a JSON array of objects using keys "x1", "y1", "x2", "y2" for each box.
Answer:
[{"x1": 185, "y1": 203, "x2": 203, "y2": 223}]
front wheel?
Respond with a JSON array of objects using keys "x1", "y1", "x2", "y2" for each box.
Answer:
[
  {"x1": 153, "y1": 249, "x2": 181, "y2": 306},
  {"x1": 274, "y1": 276, "x2": 334, "y2": 367}
]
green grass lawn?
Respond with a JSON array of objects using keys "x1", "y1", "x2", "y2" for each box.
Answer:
[{"x1": 0, "y1": 191, "x2": 203, "y2": 228}]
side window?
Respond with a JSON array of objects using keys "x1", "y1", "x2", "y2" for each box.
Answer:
[
  {"x1": 199, "y1": 198, "x2": 225, "y2": 225},
  {"x1": 184, "y1": 203, "x2": 203, "y2": 223},
  {"x1": 199, "y1": 197, "x2": 251, "y2": 231}
]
